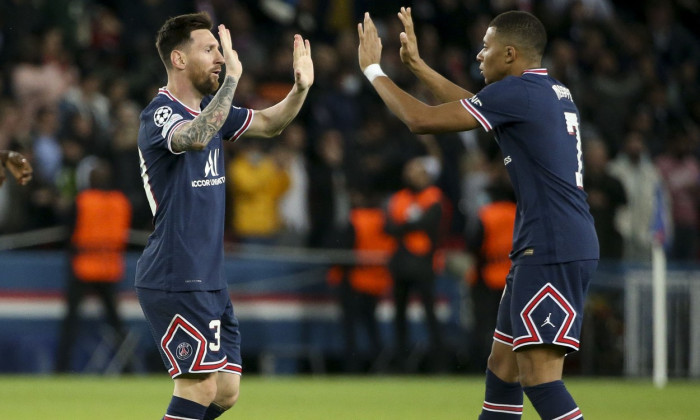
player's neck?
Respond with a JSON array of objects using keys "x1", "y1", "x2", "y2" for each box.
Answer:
[
  {"x1": 513, "y1": 60, "x2": 543, "y2": 76},
  {"x1": 165, "y1": 77, "x2": 203, "y2": 111}
]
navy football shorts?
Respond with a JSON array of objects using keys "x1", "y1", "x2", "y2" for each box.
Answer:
[
  {"x1": 136, "y1": 288, "x2": 242, "y2": 378},
  {"x1": 493, "y1": 260, "x2": 597, "y2": 353}
]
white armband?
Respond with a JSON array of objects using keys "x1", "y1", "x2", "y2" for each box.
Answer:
[{"x1": 363, "y1": 64, "x2": 387, "y2": 83}]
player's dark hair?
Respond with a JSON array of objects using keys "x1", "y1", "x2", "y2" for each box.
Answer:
[
  {"x1": 489, "y1": 11, "x2": 547, "y2": 59},
  {"x1": 156, "y1": 12, "x2": 213, "y2": 69}
]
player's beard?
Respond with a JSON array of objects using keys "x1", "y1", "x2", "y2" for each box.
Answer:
[{"x1": 189, "y1": 63, "x2": 220, "y2": 96}]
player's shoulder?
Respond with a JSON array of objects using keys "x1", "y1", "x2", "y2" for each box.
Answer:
[
  {"x1": 141, "y1": 92, "x2": 172, "y2": 121},
  {"x1": 482, "y1": 75, "x2": 529, "y2": 95},
  {"x1": 474, "y1": 75, "x2": 529, "y2": 106},
  {"x1": 141, "y1": 90, "x2": 193, "y2": 134}
]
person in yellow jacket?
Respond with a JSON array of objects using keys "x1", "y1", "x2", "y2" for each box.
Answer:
[
  {"x1": 227, "y1": 140, "x2": 290, "y2": 244},
  {"x1": 56, "y1": 158, "x2": 132, "y2": 372}
]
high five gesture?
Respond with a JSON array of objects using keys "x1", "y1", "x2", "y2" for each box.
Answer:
[
  {"x1": 293, "y1": 34, "x2": 314, "y2": 92},
  {"x1": 217, "y1": 24, "x2": 242, "y2": 81},
  {"x1": 397, "y1": 7, "x2": 421, "y2": 69}
]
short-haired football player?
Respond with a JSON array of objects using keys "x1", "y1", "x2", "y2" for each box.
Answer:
[
  {"x1": 136, "y1": 12, "x2": 313, "y2": 420},
  {"x1": 359, "y1": 8, "x2": 598, "y2": 420}
]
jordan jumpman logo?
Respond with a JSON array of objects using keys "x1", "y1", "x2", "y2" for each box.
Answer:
[{"x1": 541, "y1": 313, "x2": 556, "y2": 328}]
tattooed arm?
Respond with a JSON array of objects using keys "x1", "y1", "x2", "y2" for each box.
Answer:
[
  {"x1": 170, "y1": 76, "x2": 238, "y2": 152},
  {"x1": 171, "y1": 24, "x2": 243, "y2": 152}
]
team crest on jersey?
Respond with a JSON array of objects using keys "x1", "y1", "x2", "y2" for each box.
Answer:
[
  {"x1": 176, "y1": 342, "x2": 193, "y2": 360},
  {"x1": 154, "y1": 106, "x2": 173, "y2": 127}
]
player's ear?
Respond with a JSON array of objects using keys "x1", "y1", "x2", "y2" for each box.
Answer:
[
  {"x1": 504, "y1": 46, "x2": 516, "y2": 64},
  {"x1": 171, "y1": 50, "x2": 186, "y2": 70}
]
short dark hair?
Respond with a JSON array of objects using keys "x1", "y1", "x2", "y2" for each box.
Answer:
[
  {"x1": 489, "y1": 11, "x2": 547, "y2": 59},
  {"x1": 156, "y1": 12, "x2": 213, "y2": 69}
]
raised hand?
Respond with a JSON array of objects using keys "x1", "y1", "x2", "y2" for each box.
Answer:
[
  {"x1": 397, "y1": 7, "x2": 421, "y2": 69},
  {"x1": 357, "y1": 12, "x2": 383, "y2": 70},
  {"x1": 293, "y1": 34, "x2": 314, "y2": 91},
  {"x1": 0, "y1": 151, "x2": 33, "y2": 186},
  {"x1": 218, "y1": 24, "x2": 242, "y2": 81}
]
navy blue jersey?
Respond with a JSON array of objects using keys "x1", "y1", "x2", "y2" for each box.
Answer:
[
  {"x1": 460, "y1": 69, "x2": 599, "y2": 265},
  {"x1": 136, "y1": 88, "x2": 253, "y2": 291}
]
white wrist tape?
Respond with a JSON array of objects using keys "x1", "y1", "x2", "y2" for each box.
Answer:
[{"x1": 363, "y1": 64, "x2": 387, "y2": 83}]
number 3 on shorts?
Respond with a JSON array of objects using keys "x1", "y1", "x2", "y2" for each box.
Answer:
[{"x1": 209, "y1": 320, "x2": 221, "y2": 351}]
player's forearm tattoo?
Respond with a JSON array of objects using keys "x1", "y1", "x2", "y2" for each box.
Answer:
[{"x1": 171, "y1": 76, "x2": 238, "y2": 152}]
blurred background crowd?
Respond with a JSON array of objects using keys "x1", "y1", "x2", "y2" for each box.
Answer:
[
  {"x1": 0, "y1": 0, "x2": 699, "y2": 375},
  {"x1": 0, "y1": 0, "x2": 698, "y2": 261},
  {"x1": 0, "y1": 0, "x2": 699, "y2": 263}
]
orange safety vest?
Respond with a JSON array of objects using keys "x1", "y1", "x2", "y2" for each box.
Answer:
[
  {"x1": 471, "y1": 201, "x2": 516, "y2": 290},
  {"x1": 388, "y1": 186, "x2": 443, "y2": 256},
  {"x1": 71, "y1": 189, "x2": 131, "y2": 282},
  {"x1": 347, "y1": 208, "x2": 395, "y2": 296}
]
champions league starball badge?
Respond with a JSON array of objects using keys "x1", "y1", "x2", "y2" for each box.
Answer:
[
  {"x1": 154, "y1": 106, "x2": 173, "y2": 127},
  {"x1": 176, "y1": 342, "x2": 193, "y2": 360}
]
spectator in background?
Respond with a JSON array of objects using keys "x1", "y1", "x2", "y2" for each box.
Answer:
[
  {"x1": 466, "y1": 162, "x2": 515, "y2": 373},
  {"x1": 346, "y1": 116, "x2": 405, "y2": 196},
  {"x1": 11, "y1": 28, "x2": 78, "y2": 120},
  {"x1": 109, "y1": 95, "x2": 150, "y2": 230},
  {"x1": 227, "y1": 139, "x2": 290, "y2": 245},
  {"x1": 654, "y1": 126, "x2": 700, "y2": 261},
  {"x1": 31, "y1": 106, "x2": 62, "y2": 184},
  {"x1": 55, "y1": 159, "x2": 131, "y2": 372},
  {"x1": 277, "y1": 122, "x2": 310, "y2": 247},
  {"x1": 307, "y1": 128, "x2": 351, "y2": 248},
  {"x1": 385, "y1": 157, "x2": 446, "y2": 372},
  {"x1": 59, "y1": 71, "x2": 111, "y2": 144},
  {"x1": 609, "y1": 130, "x2": 671, "y2": 262},
  {"x1": 583, "y1": 138, "x2": 627, "y2": 261},
  {"x1": 54, "y1": 137, "x2": 86, "y2": 217},
  {"x1": 586, "y1": 47, "x2": 641, "y2": 149}
]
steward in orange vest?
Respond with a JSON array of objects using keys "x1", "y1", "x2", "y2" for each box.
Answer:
[
  {"x1": 468, "y1": 200, "x2": 516, "y2": 291},
  {"x1": 385, "y1": 158, "x2": 445, "y2": 367},
  {"x1": 71, "y1": 188, "x2": 131, "y2": 282},
  {"x1": 467, "y1": 180, "x2": 516, "y2": 371},
  {"x1": 56, "y1": 159, "x2": 132, "y2": 373},
  {"x1": 326, "y1": 192, "x2": 395, "y2": 372}
]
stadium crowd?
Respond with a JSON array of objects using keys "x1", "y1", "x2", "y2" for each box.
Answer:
[{"x1": 0, "y1": 0, "x2": 698, "y2": 260}]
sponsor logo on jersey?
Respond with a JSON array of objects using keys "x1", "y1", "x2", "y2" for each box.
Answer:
[
  {"x1": 204, "y1": 149, "x2": 220, "y2": 177},
  {"x1": 504, "y1": 156, "x2": 512, "y2": 165},
  {"x1": 192, "y1": 176, "x2": 225, "y2": 187},
  {"x1": 468, "y1": 95, "x2": 483, "y2": 107},
  {"x1": 176, "y1": 342, "x2": 193, "y2": 360},
  {"x1": 192, "y1": 149, "x2": 225, "y2": 187},
  {"x1": 552, "y1": 85, "x2": 573, "y2": 101},
  {"x1": 154, "y1": 106, "x2": 173, "y2": 127}
]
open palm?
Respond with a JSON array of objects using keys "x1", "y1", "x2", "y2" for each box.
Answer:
[{"x1": 293, "y1": 34, "x2": 314, "y2": 90}]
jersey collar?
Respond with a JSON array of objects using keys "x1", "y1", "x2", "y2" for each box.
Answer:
[
  {"x1": 158, "y1": 87, "x2": 201, "y2": 116},
  {"x1": 522, "y1": 68, "x2": 548, "y2": 76}
]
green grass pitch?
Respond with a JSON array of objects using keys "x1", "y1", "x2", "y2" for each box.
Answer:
[{"x1": 0, "y1": 375, "x2": 697, "y2": 419}]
